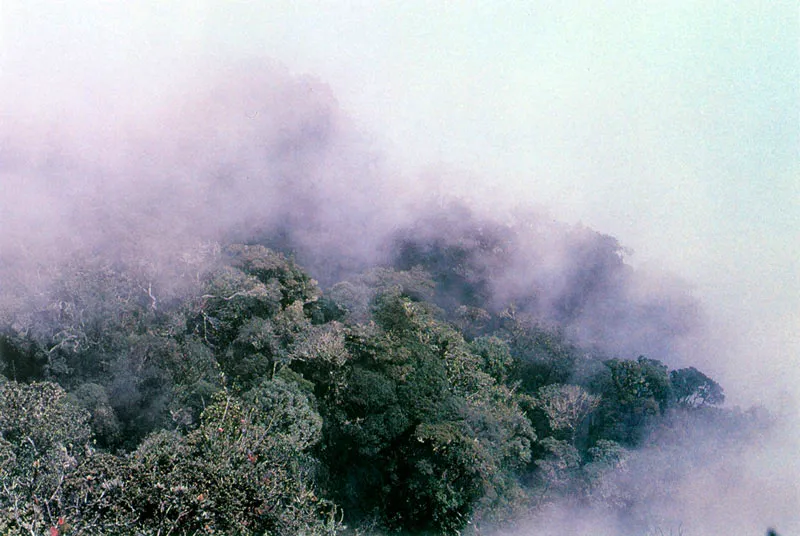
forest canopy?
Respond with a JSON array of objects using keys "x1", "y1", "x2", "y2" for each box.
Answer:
[{"x1": 0, "y1": 207, "x2": 761, "y2": 535}]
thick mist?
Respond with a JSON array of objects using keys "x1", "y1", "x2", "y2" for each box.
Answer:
[
  {"x1": 0, "y1": 65, "x2": 703, "y2": 366},
  {"x1": 1, "y1": 62, "x2": 386, "y2": 269}
]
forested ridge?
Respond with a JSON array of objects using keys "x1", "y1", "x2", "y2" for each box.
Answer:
[{"x1": 0, "y1": 208, "x2": 767, "y2": 535}]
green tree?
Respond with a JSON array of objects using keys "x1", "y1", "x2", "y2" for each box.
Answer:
[
  {"x1": 590, "y1": 357, "x2": 672, "y2": 445},
  {"x1": 190, "y1": 245, "x2": 320, "y2": 390},
  {"x1": 0, "y1": 380, "x2": 91, "y2": 534},
  {"x1": 534, "y1": 383, "x2": 599, "y2": 441},
  {"x1": 317, "y1": 292, "x2": 534, "y2": 533},
  {"x1": 670, "y1": 367, "x2": 725, "y2": 408},
  {"x1": 124, "y1": 384, "x2": 337, "y2": 535},
  {"x1": 469, "y1": 335, "x2": 513, "y2": 383},
  {"x1": 68, "y1": 382, "x2": 121, "y2": 447},
  {"x1": 499, "y1": 308, "x2": 584, "y2": 392}
]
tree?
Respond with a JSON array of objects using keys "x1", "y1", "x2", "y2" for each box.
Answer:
[
  {"x1": 499, "y1": 310, "x2": 584, "y2": 392},
  {"x1": 469, "y1": 335, "x2": 513, "y2": 383},
  {"x1": 533, "y1": 437, "x2": 582, "y2": 503},
  {"x1": 68, "y1": 382, "x2": 121, "y2": 448},
  {"x1": 190, "y1": 245, "x2": 319, "y2": 390},
  {"x1": 0, "y1": 333, "x2": 47, "y2": 382},
  {"x1": 316, "y1": 292, "x2": 534, "y2": 533},
  {"x1": 590, "y1": 357, "x2": 672, "y2": 445},
  {"x1": 670, "y1": 367, "x2": 725, "y2": 408},
  {"x1": 534, "y1": 383, "x2": 599, "y2": 440},
  {"x1": 0, "y1": 381, "x2": 91, "y2": 534},
  {"x1": 225, "y1": 244, "x2": 321, "y2": 310},
  {"x1": 125, "y1": 384, "x2": 337, "y2": 535}
]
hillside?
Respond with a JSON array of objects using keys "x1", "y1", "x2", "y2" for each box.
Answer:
[{"x1": 0, "y1": 210, "x2": 761, "y2": 535}]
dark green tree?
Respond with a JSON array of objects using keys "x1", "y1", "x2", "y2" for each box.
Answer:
[
  {"x1": 317, "y1": 292, "x2": 534, "y2": 533},
  {"x1": 0, "y1": 380, "x2": 91, "y2": 534},
  {"x1": 670, "y1": 367, "x2": 725, "y2": 408},
  {"x1": 590, "y1": 356, "x2": 672, "y2": 445}
]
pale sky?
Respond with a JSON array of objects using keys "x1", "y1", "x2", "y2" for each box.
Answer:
[{"x1": 1, "y1": 1, "x2": 798, "y2": 405}]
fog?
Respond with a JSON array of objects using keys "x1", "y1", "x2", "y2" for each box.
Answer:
[{"x1": 1, "y1": 2, "x2": 797, "y2": 534}]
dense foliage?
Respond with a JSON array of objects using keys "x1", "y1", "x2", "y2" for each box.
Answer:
[{"x1": 0, "y1": 227, "x2": 754, "y2": 535}]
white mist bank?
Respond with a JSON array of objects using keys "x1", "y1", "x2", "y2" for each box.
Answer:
[{"x1": 499, "y1": 415, "x2": 799, "y2": 536}]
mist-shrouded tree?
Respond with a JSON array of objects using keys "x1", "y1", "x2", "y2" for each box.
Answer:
[
  {"x1": 189, "y1": 244, "x2": 320, "y2": 389},
  {"x1": 68, "y1": 382, "x2": 122, "y2": 448},
  {"x1": 588, "y1": 356, "x2": 673, "y2": 445},
  {"x1": 669, "y1": 366, "x2": 725, "y2": 408},
  {"x1": 532, "y1": 437, "x2": 582, "y2": 502},
  {"x1": 225, "y1": 244, "x2": 322, "y2": 311},
  {"x1": 32, "y1": 258, "x2": 161, "y2": 385},
  {"x1": 499, "y1": 307, "x2": 586, "y2": 392},
  {"x1": 0, "y1": 332, "x2": 47, "y2": 382},
  {"x1": 533, "y1": 383, "x2": 600, "y2": 441},
  {"x1": 391, "y1": 206, "x2": 514, "y2": 315},
  {"x1": 325, "y1": 266, "x2": 436, "y2": 324},
  {"x1": 191, "y1": 264, "x2": 283, "y2": 350}
]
